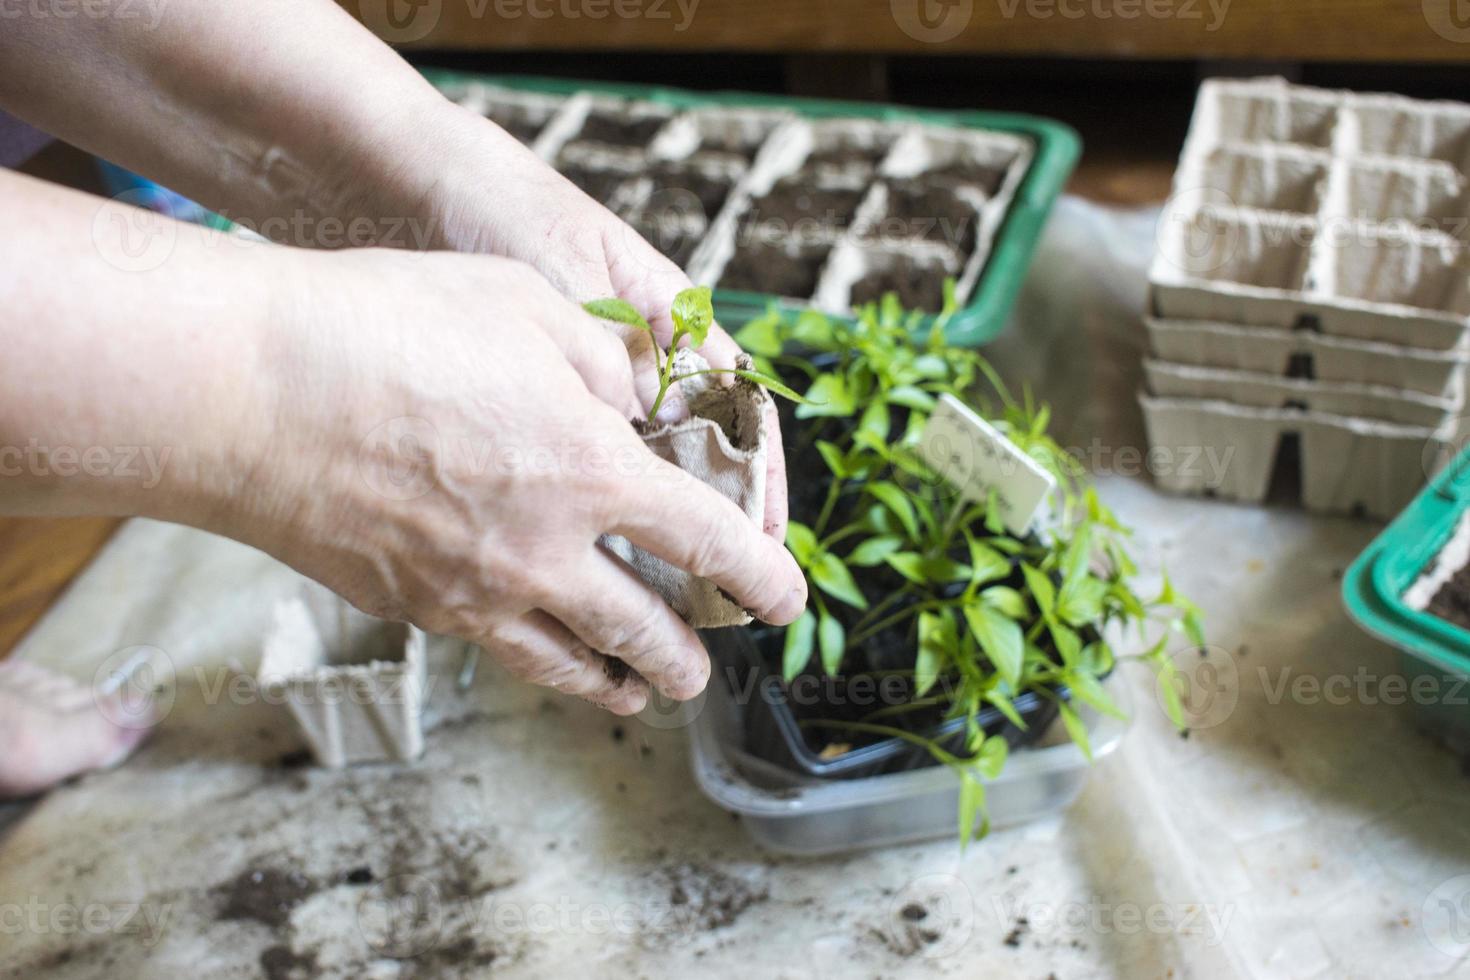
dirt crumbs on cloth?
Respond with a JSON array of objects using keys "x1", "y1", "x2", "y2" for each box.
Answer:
[
  {"x1": 1003, "y1": 915, "x2": 1031, "y2": 948},
  {"x1": 259, "y1": 944, "x2": 318, "y2": 980},
  {"x1": 215, "y1": 868, "x2": 318, "y2": 929},
  {"x1": 662, "y1": 862, "x2": 769, "y2": 932},
  {"x1": 868, "y1": 901, "x2": 944, "y2": 958}
]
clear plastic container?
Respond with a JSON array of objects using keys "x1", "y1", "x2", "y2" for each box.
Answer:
[{"x1": 683, "y1": 635, "x2": 1132, "y2": 855}]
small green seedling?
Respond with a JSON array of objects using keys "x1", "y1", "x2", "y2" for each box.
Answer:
[{"x1": 584, "y1": 287, "x2": 807, "y2": 425}]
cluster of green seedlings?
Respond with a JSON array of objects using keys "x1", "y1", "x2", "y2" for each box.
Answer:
[
  {"x1": 587, "y1": 283, "x2": 1202, "y2": 843},
  {"x1": 734, "y1": 286, "x2": 1203, "y2": 842}
]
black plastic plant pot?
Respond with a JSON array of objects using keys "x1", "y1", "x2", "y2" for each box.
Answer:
[{"x1": 702, "y1": 626, "x2": 1073, "y2": 782}]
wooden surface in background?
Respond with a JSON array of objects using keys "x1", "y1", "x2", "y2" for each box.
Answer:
[
  {"x1": 0, "y1": 518, "x2": 121, "y2": 657},
  {"x1": 345, "y1": 0, "x2": 1470, "y2": 61}
]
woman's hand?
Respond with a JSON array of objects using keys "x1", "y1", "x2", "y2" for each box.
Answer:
[
  {"x1": 373, "y1": 99, "x2": 793, "y2": 543},
  {"x1": 224, "y1": 248, "x2": 807, "y2": 715}
]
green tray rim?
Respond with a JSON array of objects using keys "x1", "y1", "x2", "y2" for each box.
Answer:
[
  {"x1": 420, "y1": 69, "x2": 1080, "y2": 348},
  {"x1": 1343, "y1": 447, "x2": 1470, "y2": 676}
]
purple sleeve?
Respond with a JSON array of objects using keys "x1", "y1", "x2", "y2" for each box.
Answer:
[{"x1": 0, "y1": 109, "x2": 52, "y2": 169}]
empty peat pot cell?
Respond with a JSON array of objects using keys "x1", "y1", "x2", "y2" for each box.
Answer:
[
  {"x1": 554, "y1": 158, "x2": 636, "y2": 209},
  {"x1": 739, "y1": 177, "x2": 868, "y2": 241},
  {"x1": 574, "y1": 104, "x2": 673, "y2": 149},
  {"x1": 799, "y1": 128, "x2": 900, "y2": 178},
  {"x1": 1165, "y1": 211, "x2": 1316, "y2": 291},
  {"x1": 1211, "y1": 88, "x2": 1339, "y2": 148},
  {"x1": 718, "y1": 240, "x2": 832, "y2": 299},
  {"x1": 630, "y1": 211, "x2": 703, "y2": 268},
  {"x1": 1345, "y1": 161, "x2": 1470, "y2": 233},
  {"x1": 919, "y1": 156, "x2": 1014, "y2": 198},
  {"x1": 1327, "y1": 235, "x2": 1470, "y2": 314},
  {"x1": 847, "y1": 251, "x2": 954, "y2": 312},
  {"x1": 1353, "y1": 101, "x2": 1470, "y2": 172},
  {"x1": 645, "y1": 160, "x2": 741, "y2": 220},
  {"x1": 257, "y1": 588, "x2": 427, "y2": 768},
  {"x1": 690, "y1": 118, "x2": 780, "y2": 163},
  {"x1": 1195, "y1": 146, "x2": 1328, "y2": 215},
  {"x1": 483, "y1": 102, "x2": 553, "y2": 145},
  {"x1": 870, "y1": 179, "x2": 980, "y2": 253}
]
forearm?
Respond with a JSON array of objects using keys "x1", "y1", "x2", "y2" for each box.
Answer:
[
  {"x1": 0, "y1": 0, "x2": 456, "y2": 245},
  {"x1": 0, "y1": 169, "x2": 279, "y2": 526}
]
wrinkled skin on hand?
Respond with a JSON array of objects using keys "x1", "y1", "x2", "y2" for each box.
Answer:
[{"x1": 228, "y1": 249, "x2": 807, "y2": 717}]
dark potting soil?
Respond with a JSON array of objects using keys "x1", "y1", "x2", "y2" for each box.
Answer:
[
  {"x1": 555, "y1": 160, "x2": 633, "y2": 208},
  {"x1": 634, "y1": 217, "x2": 701, "y2": 268},
  {"x1": 485, "y1": 106, "x2": 545, "y2": 146},
  {"x1": 719, "y1": 241, "x2": 831, "y2": 299},
  {"x1": 742, "y1": 178, "x2": 867, "y2": 232},
  {"x1": 575, "y1": 110, "x2": 668, "y2": 148},
  {"x1": 1427, "y1": 563, "x2": 1470, "y2": 631},
  {"x1": 849, "y1": 255, "x2": 950, "y2": 313},
  {"x1": 696, "y1": 130, "x2": 769, "y2": 162},
  {"x1": 646, "y1": 161, "x2": 738, "y2": 219},
  {"x1": 876, "y1": 180, "x2": 980, "y2": 254},
  {"x1": 802, "y1": 142, "x2": 895, "y2": 177},
  {"x1": 925, "y1": 158, "x2": 1014, "y2": 198},
  {"x1": 214, "y1": 867, "x2": 318, "y2": 930}
]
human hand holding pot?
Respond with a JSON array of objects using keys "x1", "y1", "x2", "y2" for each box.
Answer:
[{"x1": 224, "y1": 249, "x2": 808, "y2": 715}]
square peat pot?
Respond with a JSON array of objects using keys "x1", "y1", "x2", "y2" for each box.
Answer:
[
  {"x1": 1343, "y1": 444, "x2": 1470, "y2": 745},
  {"x1": 682, "y1": 628, "x2": 1128, "y2": 856},
  {"x1": 256, "y1": 585, "x2": 428, "y2": 769}
]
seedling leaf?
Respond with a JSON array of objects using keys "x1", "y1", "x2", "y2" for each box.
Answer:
[
  {"x1": 848, "y1": 535, "x2": 903, "y2": 567},
  {"x1": 582, "y1": 298, "x2": 651, "y2": 333},
  {"x1": 811, "y1": 553, "x2": 869, "y2": 609},
  {"x1": 671, "y1": 286, "x2": 714, "y2": 347},
  {"x1": 786, "y1": 521, "x2": 818, "y2": 566},
  {"x1": 817, "y1": 606, "x2": 846, "y2": 676},
  {"x1": 867, "y1": 482, "x2": 919, "y2": 541},
  {"x1": 1058, "y1": 701, "x2": 1092, "y2": 761},
  {"x1": 782, "y1": 610, "x2": 816, "y2": 681},
  {"x1": 964, "y1": 603, "x2": 1023, "y2": 689}
]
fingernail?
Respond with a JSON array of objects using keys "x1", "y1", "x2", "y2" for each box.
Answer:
[{"x1": 763, "y1": 582, "x2": 809, "y2": 627}]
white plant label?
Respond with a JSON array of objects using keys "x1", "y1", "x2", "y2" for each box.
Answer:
[{"x1": 918, "y1": 394, "x2": 1056, "y2": 536}]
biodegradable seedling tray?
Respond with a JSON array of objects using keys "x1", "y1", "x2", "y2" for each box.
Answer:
[
  {"x1": 256, "y1": 585, "x2": 427, "y2": 769},
  {"x1": 1344, "y1": 445, "x2": 1470, "y2": 743},
  {"x1": 1142, "y1": 358, "x2": 1464, "y2": 427},
  {"x1": 427, "y1": 71, "x2": 1079, "y2": 347},
  {"x1": 1138, "y1": 393, "x2": 1454, "y2": 519},
  {"x1": 1151, "y1": 77, "x2": 1470, "y2": 351},
  {"x1": 1144, "y1": 316, "x2": 1468, "y2": 397},
  {"x1": 685, "y1": 629, "x2": 1127, "y2": 855}
]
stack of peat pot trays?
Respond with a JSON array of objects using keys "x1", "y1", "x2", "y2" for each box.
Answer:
[{"x1": 1142, "y1": 77, "x2": 1470, "y2": 519}]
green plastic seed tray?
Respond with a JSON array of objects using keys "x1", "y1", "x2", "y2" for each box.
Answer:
[
  {"x1": 1343, "y1": 446, "x2": 1470, "y2": 740},
  {"x1": 423, "y1": 69, "x2": 1080, "y2": 348}
]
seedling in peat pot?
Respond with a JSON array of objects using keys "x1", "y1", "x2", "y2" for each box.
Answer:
[{"x1": 583, "y1": 287, "x2": 808, "y2": 424}]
